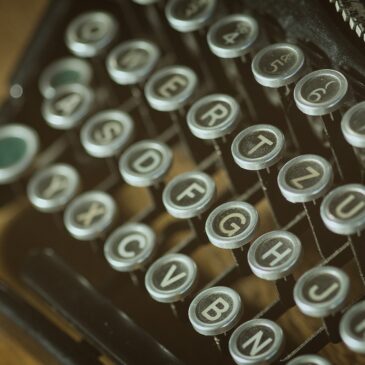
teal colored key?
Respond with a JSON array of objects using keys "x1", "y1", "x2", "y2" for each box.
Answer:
[{"x1": 0, "y1": 136, "x2": 26, "y2": 168}]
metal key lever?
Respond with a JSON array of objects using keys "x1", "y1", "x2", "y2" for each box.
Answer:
[
  {"x1": 0, "y1": 282, "x2": 102, "y2": 365},
  {"x1": 22, "y1": 249, "x2": 185, "y2": 365}
]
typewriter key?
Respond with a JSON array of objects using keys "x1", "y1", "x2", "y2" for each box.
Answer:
[
  {"x1": 341, "y1": 101, "x2": 365, "y2": 170},
  {"x1": 145, "y1": 65, "x2": 197, "y2": 112},
  {"x1": 229, "y1": 318, "x2": 284, "y2": 365},
  {"x1": 27, "y1": 164, "x2": 80, "y2": 213},
  {"x1": 189, "y1": 286, "x2": 242, "y2": 351},
  {"x1": 251, "y1": 43, "x2": 319, "y2": 153},
  {"x1": 81, "y1": 109, "x2": 134, "y2": 164},
  {"x1": 278, "y1": 154, "x2": 339, "y2": 257},
  {"x1": 294, "y1": 69, "x2": 360, "y2": 181},
  {"x1": 132, "y1": 0, "x2": 159, "y2": 4},
  {"x1": 120, "y1": 139, "x2": 173, "y2": 209},
  {"x1": 39, "y1": 57, "x2": 93, "y2": 99},
  {"x1": 287, "y1": 354, "x2": 332, "y2": 365},
  {"x1": 65, "y1": 11, "x2": 118, "y2": 58},
  {"x1": 187, "y1": 93, "x2": 256, "y2": 194},
  {"x1": 104, "y1": 223, "x2": 157, "y2": 285},
  {"x1": 206, "y1": 201, "x2": 259, "y2": 274},
  {"x1": 321, "y1": 184, "x2": 365, "y2": 283},
  {"x1": 0, "y1": 124, "x2": 39, "y2": 186},
  {"x1": 107, "y1": 39, "x2": 160, "y2": 86},
  {"x1": 145, "y1": 253, "x2": 197, "y2": 318},
  {"x1": 42, "y1": 84, "x2": 94, "y2": 130},
  {"x1": 165, "y1": 0, "x2": 217, "y2": 33},
  {"x1": 340, "y1": 300, "x2": 365, "y2": 354},
  {"x1": 163, "y1": 171, "x2": 216, "y2": 242},
  {"x1": 294, "y1": 266, "x2": 349, "y2": 342},
  {"x1": 64, "y1": 190, "x2": 117, "y2": 243},
  {"x1": 232, "y1": 124, "x2": 298, "y2": 227},
  {"x1": 248, "y1": 231, "x2": 301, "y2": 307}
]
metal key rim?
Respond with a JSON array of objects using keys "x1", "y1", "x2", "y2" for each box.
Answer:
[
  {"x1": 320, "y1": 184, "x2": 365, "y2": 235},
  {"x1": 341, "y1": 101, "x2": 365, "y2": 148},
  {"x1": 207, "y1": 14, "x2": 259, "y2": 58},
  {"x1": 145, "y1": 65, "x2": 198, "y2": 111},
  {"x1": 188, "y1": 286, "x2": 242, "y2": 336},
  {"x1": 277, "y1": 154, "x2": 333, "y2": 203},
  {"x1": 104, "y1": 223, "x2": 157, "y2": 272},
  {"x1": 106, "y1": 39, "x2": 160, "y2": 85},
  {"x1": 248, "y1": 230, "x2": 302, "y2": 280},
  {"x1": 205, "y1": 201, "x2": 259, "y2": 249},
  {"x1": 81, "y1": 109, "x2": 134, "y2": 158},
  {"x1": 64, "y1": 190, "x2": 117, "y2": 241},
  {"x1": 65, "y1": 11, "x2": 118, "y2": 58},
  {"x1": 119, "y1": 139, "x2": 173, "y2": 187},
  {"x1": 294, "y1": 265, "x2": 350, "y2": 318},
  {"x1": 27, "y1": 163, "x2": 81, "y2": 213},
  {"x1": 165, "y1": 0, "x2": 218, "y2": 33},
  {"x1": 251, "y1": 43, "x2": 306, "y2": 88},
  {"x1": 187, "y1": 94, "x2": 241, "y2": 140},
  {"x1": 293, "y1": 69, "x2": 348, "y2": 116},
  {"x1": 229, "y1": 318, "x2": 284, "y2": 365},
  {"x1": 145, "y1": 253, "x2": 198, "y2": 303},
  {"x1": 163, "y1": 171, "x2": 216, "y2": 219}
]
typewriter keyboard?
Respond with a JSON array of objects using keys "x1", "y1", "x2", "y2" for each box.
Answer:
[{"x1": 1, "y1": 1, "x2": 365, "y2": 364}]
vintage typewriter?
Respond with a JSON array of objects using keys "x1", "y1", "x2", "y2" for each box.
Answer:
[{"x1": 1, "y1": 0, "x2": 365, "y2": 364}]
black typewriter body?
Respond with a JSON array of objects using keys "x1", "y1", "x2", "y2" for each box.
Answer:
[{"x1": 1, "y1": 1, "x2": 365, "y2": 364}]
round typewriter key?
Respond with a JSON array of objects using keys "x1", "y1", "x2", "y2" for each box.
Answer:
[
  {"x1": 187, "y1": 94, "x2": 240, "y2": 140},
  {"x1": 248, "y1": 230, "x2": 301, "y2": 306},
  {"x1": 294, "y1": 69, "x2": 359, "y2": 181},
  {"x1": 165, "y1": 0, "x2": 217, "y2": 33},
  {"x1": 251, "y1": 43, "x2": 305, "y2": 88},
  {"x1": 278, "y1": 155, "x2": 338, "y2": 258},
  {"x1": 340, "y1": 300, "x2": 365, "y2": 354},
  {"x1": 64, "y1": 190, "x2": 117, "y2": 242},
  {"x1": 321, "y1": 184, "x2": 365, "y2": 284},
  {"x1": 163, "y1": 171, "x2": 215, "y2": 218},
  {"x1": 132, "y1": 0, "x2": 159, "y2": 4},
  {"x1": 321, "y1": 184, "x2": 365, "y2": 236},
  {"x1": 163, "y1": 171, "x2": 216, "y2": 242},
  {"x1": 27, "y1": 164, "x2": 80, "y2": 213},
  {"x1": 145, "y1": 65, "x2": 197, "y2": 112},
  {"x1": 341, "y1": 101, "x2": 365, "y2": 148},
  {"x1": 146, "y1": 253, "x2": 197, "y2": 318},
  {"x1": 187, "y1": 93, "x2": 253, "y2": 193},
  {"x1": 189, "y1": 286, "x2": 242, "y2": 350},
  {"x1": 207, "y1": 14, "x2": 259, "y2": 59},
  {"x1": 248, "y1": 231, "x2": 301, "y2": 280},
  {"x1": 206, "y1": 201, "x2": 259, "y2": 273},
  {"x1": 232, "y1": 124, "x2": 298, "y2": 227},
  {"x1": 341, "y1": 101, "x2": 365, "y2": 171},
  {"x1": 294, "y1": 266, "x2": 349, "y2": 342},
  {"x1": 0, "y1": 124, "x2": 39, "y2": 185},
  {"x1": 39, "y1": 57, "x2": 93, "y2": 99},
  {"x1": 42, "y1": 84, "x2": 94, "y2": 130},
  {"x1": 251, "y1": 43, "x2": 317, "y2": 153},
  {"x1": 120, "y1": 140, "x2": 172, "y2": 209},
  {"x1": 106, "y1": 39, "x2": 160, "y2": 85},
  {"x1": 104, "y1": 222, "x2": 157, "y2": 285},
  {"x1": 81, "y1": 109, "x2": 134, "y2": 158},
  {"x1": 278, "y1": 155, "x2": 333, "y2": 204},
  {"x1": 65, "y1": 11, "x2": 118, "y2": 58},
  {"x1": 287, "y1": 354, "x2": 332, "y2": 365},
  {"x1": 229, "y1": 318, "x2": 284, "y2": 365},
  {"x1": 294, "y1": 69, "x2": 348, "y2": 116}
]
